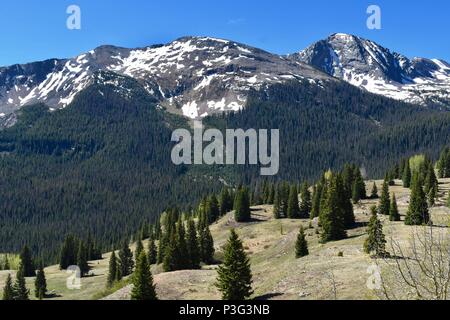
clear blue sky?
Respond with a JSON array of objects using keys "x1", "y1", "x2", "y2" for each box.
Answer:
[{"x1": 1, "y1": 0, "x2": 449, "y2": 66}]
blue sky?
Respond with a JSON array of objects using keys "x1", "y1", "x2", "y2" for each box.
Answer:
[{"x1": 1, "y1": 0, "x2": 449, "y2": 66}]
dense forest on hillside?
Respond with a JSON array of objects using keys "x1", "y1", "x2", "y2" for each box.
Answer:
[{"x1": 1, "y1": 78, "x2": 450, "y2": 262}]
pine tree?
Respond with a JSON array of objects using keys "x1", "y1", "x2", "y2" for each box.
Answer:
[
  {"x1": 215, "y1": 230, "x2": 253, "y2": 300},
  {"x1": 34, "y1": 264, "x2": 47, "y2": 300},
  {"x1": 299, "y1": 182, "x2": 312, "y2": 218},
  {"x1": 403, "y1": 160, "x2": 412, "y2": 188},
  {"x1": 352, "y1": 172, "x2": 366, "y2": 204},
  {"x1": 2, "y1": 274, "x2": 14, "y2": 300},
  {"x1": 199, "y1": 227, "x2": 215, "y2": 265},
  {"x1": 295, "y1": 226, "x2": 309, "y2": 258},
  {"x1": 287, "y1": 185, "x2": 300, "y2": 219},
  {"x1": 135, "y1": 238, "x2": 144, "y2": 261},
  {"x1": 370, "y1": 182, "x2": 378, "y2": 199},
  {"x1": 364, "y1": 206, "x2": 387, "y2": 257},
  {"x1": 234, "y1": 187, "x2": 251, "y2": 222},
  {"x1": 13, "y1": 267, "x2": 29, "y2": 300},
  {"x1": 107, "y1": 251, "x2": 118, "y2": 288},
  {"x1": 378, "y1": 180, "x2": 390, "y2": 216},
  {"x1": 219, "y1": 188, "x2": 233, "y2": 216},
  {"x1": 59, "y1": 235, "x2": 77, "y2": 270},
  {"x1": 3, "y1": 256, "x2": 10, "y2": 270},
  {"x1": 118, "y1": 240, "x2": 134, "y2": 277},
  {"x1": 273, "y1": 186, "x2": 282, "y2": 219},
  {"x1": 19, "y1": 245, "x2": 35, "y2": 277},
  {"x1": 405, "y1": 173, "x2": 430, "y2": 225},
  {"x1": 186, "y1": 219, "x2": 200, "y2": 269},
  {"x1": 389, "y1": 194, "x2": 401, "y2": 222},
  {"x1": 207, "y1": 195, "x2": 220, "y2": 223},
  {"x1": 147, "y1": 236, "x2": 157, "y2": 266},
  {"x1": 175, "y1": 218, "x2": 189, "y2": 269},
  {"x1": 131, "y1": 251, "x2": 158, "y2": 300},
  {"x1": 310, "y1": 183, "x2": 322, "y2": 219},
  {"x1": 320, "y1": 175, "x2": 347, "y2": 242},
  {"x1": 77, "y1": 241, "x2": 89, "y2": 277},
  {"x1": 163, "y1": 232, "x2": 178, "y2": 272}
]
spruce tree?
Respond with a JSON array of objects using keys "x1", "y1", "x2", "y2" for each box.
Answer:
[
  {"x1": 118, "y1": 240, "x2": 134, "y2": 277},
  {"x1": 199, "y1": 227, "x2": 215, "y2": 264},
  {"x1": 370, "y1": 182, "x2": 378, "y2": 199},
  {"x1": 4, "y1": 256, "x2": 10, "y2": 270},
  {"x1": 131, "y1": 251, "x2": 158, "y2": 300},
  {"x1": 175, "y1": 218, "x2": 189, "y2": 269},
  {"x1": 77, "y1": 241, "x2": 89, "y2": 277},
  {"x1": 207, "y1": 195, "x2": 220, "y2": 223},
  {"x1": 352, "y1": 171, "x2": 366, "y2": 204},
  {"x1": 107, "y1": 251, "x2": 118, "y2": 288},
  {"x1": 378, "y1": 180, "x2": 390, "y2": 216},
  {"x1": 299, "y1": 182, "x2": 312, "y2": 218},
  {"x1": 234, "y1": 187, "x2": 251, "y2": 222},
  {"x1": 320, "y1": 175, "x2": 347, "y2": 242},
  {"x1": 310, "y1": 183, "x2": 322, "y2": 219},
  {"x1": 186, "y1": 219, "x2": 200, "y2": 269},
  {"x1": 135, "y1": 238, "x2": 144, "y2": 261},
  {"x1": 403, "y1": 160, "x2": 412, "y2": 188},
  {"x1": 219, "y1": 188, "x2": 233, "y2": 216},
  {"x1": 295, "y1": 226, "x2": 309, "y2": 258},
  {"x1": 287, "y1": 185, "x2": 300, "y2": 219},
  {"x1": 59, "y1": 234, "x2": 77, "y2": 270},
  {"x1": 215, "y1": 230, "x2": 253, "y2": 300},
  {"x1": 364, "y1": 206, "x2": 387, "y2": 257},
  {"x1": 273, "y1": 187, "x2": 282, "y2": 219},
  {"x1": 405, "y1": 173, "x2": 430, "y2": 225},
  {"x1": 389, "y1": 194, "x2": 401, "y2": 221},
  {"x1": 13, "y1": 267, "x2": 29, "y2": 300},
  {"x1": 2, "y1": 274, "x2": 14, "y2": 300},
  {"x1": 147, "y1": 236, "x2": 157, "y2": 266},
  {"x1": 19, "y1": 245, "x2": 35, "y2": 277},
  {"x1": 34, "y1": 264, "x2": 47, "y2": 300},
  {"x1": 163, "y1": 232, "x2": 178, "y2": 272}
]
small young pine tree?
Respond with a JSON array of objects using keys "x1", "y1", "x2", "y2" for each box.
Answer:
[
  {"x1": 364, "y1": 206, "x2": 387, "y2": 257},
  {"x1": 13, "y1": 267, "x2": 29, "y2": 300},
  {"x1": 295, "y1": 226, "x2": 309, "y2": 258},
  {"x1": 215, "y1": 230, "x2": 253, "y2": 300},
  {"x1": 389, "y1": 194, "x2": 401, "y2": 222},
  {"x1": 2, "y1": 274, "x2": 14, "y2": 300},
  {"x1": 378, "y1": 180, "x2": 390, "y2": 216},
  {"x1": 370, "y1": 182, "x2": 378, "y2": 199},
  {"x1": 131, "y1": 251, "x2": 158, "y2": 300},
  {"x1": 34, "y1": 264, "x2": 47, "y2": 300},
  {"x1": 107, "y1": 251, "x2": 118, "y2": 288}
]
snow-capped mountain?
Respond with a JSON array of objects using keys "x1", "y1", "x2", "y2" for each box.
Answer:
[
  {"x1": 291, "y1": 33, "x2": 450, "y2": 109},
  {"x1": 0, "y1": 36, "x2": 329, "y2": 122}
]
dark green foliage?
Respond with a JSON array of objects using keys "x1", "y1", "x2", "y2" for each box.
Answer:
[
  {"x1": 77, "y1": 240, "x2": 89, "y2": 277},
  {"x1": 273, "y1": 187, "x2": 282, "y2": 219},
  {"x1": 378, "y1": 180, "x2": 390, "y2": 216},
  {"x1": 19, "y1": 245, "x2": 35, "y2": 277},
  {"x1": 320, "y1": 174, "x2": 347, "y2": 242},
  {"x1": 59, "y1": 235, "x2": 78, "y2": 270},
  {"x1": 118, "y1": 240, "x2": 134, "y2": 277},
  {"x1": 389, "y1": 194, "x2": 401, "y2": 222},
  {"x1": 424, "y1": 162, "x2": 438, "y2": 207},
  {"x1": 299, "y1": 182, "x2": 312, "y2": 218},
  {"x1": 215, "y1": 230, "x2": 253, "y2": 300},
  {"x1": 199, "y1": 227, "x2": 215, "y2": 265},
  {"x1": 234, "y1": 187, "x2": 251, "y2": 222},
  {"x1": 403, "y1": 160, "x2": 412, "y2": 188},
  {"x1": 107, "y1": 251, "x2": 118, "y2": 288},
  {"x1": 13, "y1": 268, "x2": 29, "y2": 300},
  {"x1": 405, "y1": 173, "x2": 430, "y2": 226},
  {"x1": 437, "y1": 147, "x2": 450, "y2": 178},
  {"x1": 370, "y1": 182, "x2": 378, "y2": 199},
  {"x1": 352, "y1": 169, "x2": 367, "y2": 204},
  {"x1": 295, "y1": 226, "x2": 309, "y2": 258},
  {"x1": 310, "y1": 183, "x2": 322, "y2": 219},
  {"x1": 219, "y1": 188, "x2": 234, "y2": 216},
  {"x1": 135, "y1": 239, "x2": 144, "y2": 262},
  {"x1": 131, "y1": 251, "x2": 157, "y2": 300},
  {"x1": 2, "y1": 274, "x2": 14, "y2": 300},
  {"x1": 147, "y1": 237, "x2": 157, "y2": 266},
  {"x1": 186, "y1": 219, "x2": 200, "y2": 269},
  {"x1": 34, "y1": 264, "x2": 47, "y2": 300},
  {"x1": 364, "y1": 206, "x2": 387, "y2": 257},
  {"x1": 287, "y1": 185, "x2": 300, "y2": 219},
  {"x1": 207, "y1": 195, "x2": 220, "y2": 223}
]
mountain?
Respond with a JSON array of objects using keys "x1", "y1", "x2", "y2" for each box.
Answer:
[
  {"x1": 291, "y1": 33, "x2": 450, "y2": 109},
  {"x1": 0, "y1": 36, "x2": 329, "y2": 123}
]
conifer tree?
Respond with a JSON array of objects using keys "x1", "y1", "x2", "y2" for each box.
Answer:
[
  {"x1": 370, "y1": 182, "x2": 378, "y2": 199},
  {"x1": 34, "y1": 264, "x2": 47, "y2": 300},
  {"x1": 77, "y1": 241, "x2": 89, "y2": 277},
  {"x1": 199, "y1": 227, "x2": 215, "y2": 265},
  {"x1": 162, "y1": 232, "x2": 178, "y2": 272},
  {"x1": 107, "y1": 251, "x2": 118, "y2": 288},
  {"x1": 215, "y1": 230, "x2": 253, "y2": 300},
  {"x1": 4, "y1": 256, "x2": 10, "y2": 270},
  {"x1": 234, "y1": 187, "x2": 251, "y2": 222},
  {"x1": 320, "y1": 175, "x2": 347, "y2": 242},
  {"x1": 287, "y1": 185, "x2": 300, "y2": 219},
  {"x1": 310, "y1": 183, "x2": 322, "y2": 219},
  {"x1": 175, "y1": 218, "x2": 189, "y2": 269},
  {"x1": 299, "y1": 182, "x2": 312, "y2": 218},
  {"x1": 59, "y1": 235, "x2": 77, "y2": 270},
  {"x1": 389, "y1": 194, "x2": 401, "y2": 221},
  {"x1": 186, "y1": 219, "x2": 200, "y2": 269},
  {"x1": 135, "y1": 238, "x2": 144, "y2": 261},
  {"x1": 19, "y1": 245, "x2": 35, "y2": 277},
  {"x1": 131, "y1": 251, "x2": 158, "y2": 300},
  {"x1": 207, "y1": 195, "x2": 220, "y2": 223},
  {"x1": 118, "y1": 240, "x2": 134, "y2": 277},
  {"x1": 219, "y1": 188, "x2": 233, "y2": 216},
  {"x1": 405, "y1": 173, "x2": 430, "y2": 225},
  {"x1": 2, "y1": 274, "x2": 14, "y2": 300},
  {"x1": 352, "y1": 171, "x2": 366, "y2": 204},
  {"x1": 378, "y1": 180, "x2": 390, "y2": 216},
  {"x1": 403, "y1": 160, "x2": 412, "y2": 188},
  {"x1": 295, "y1": 226, "x2": 309, "y2": 258},
  {"x1": 364, "y1": 206, "x2": 387, "y2": 257},
  {"x1": 13, "y1": 267, "x2": 29, "y2": 300},
  {"x1": 147, "y1": 236, "x2": 157, "y2": 266},
  {"x1": 273, "y1": 186, "x2": 282, "y2": 219}
]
